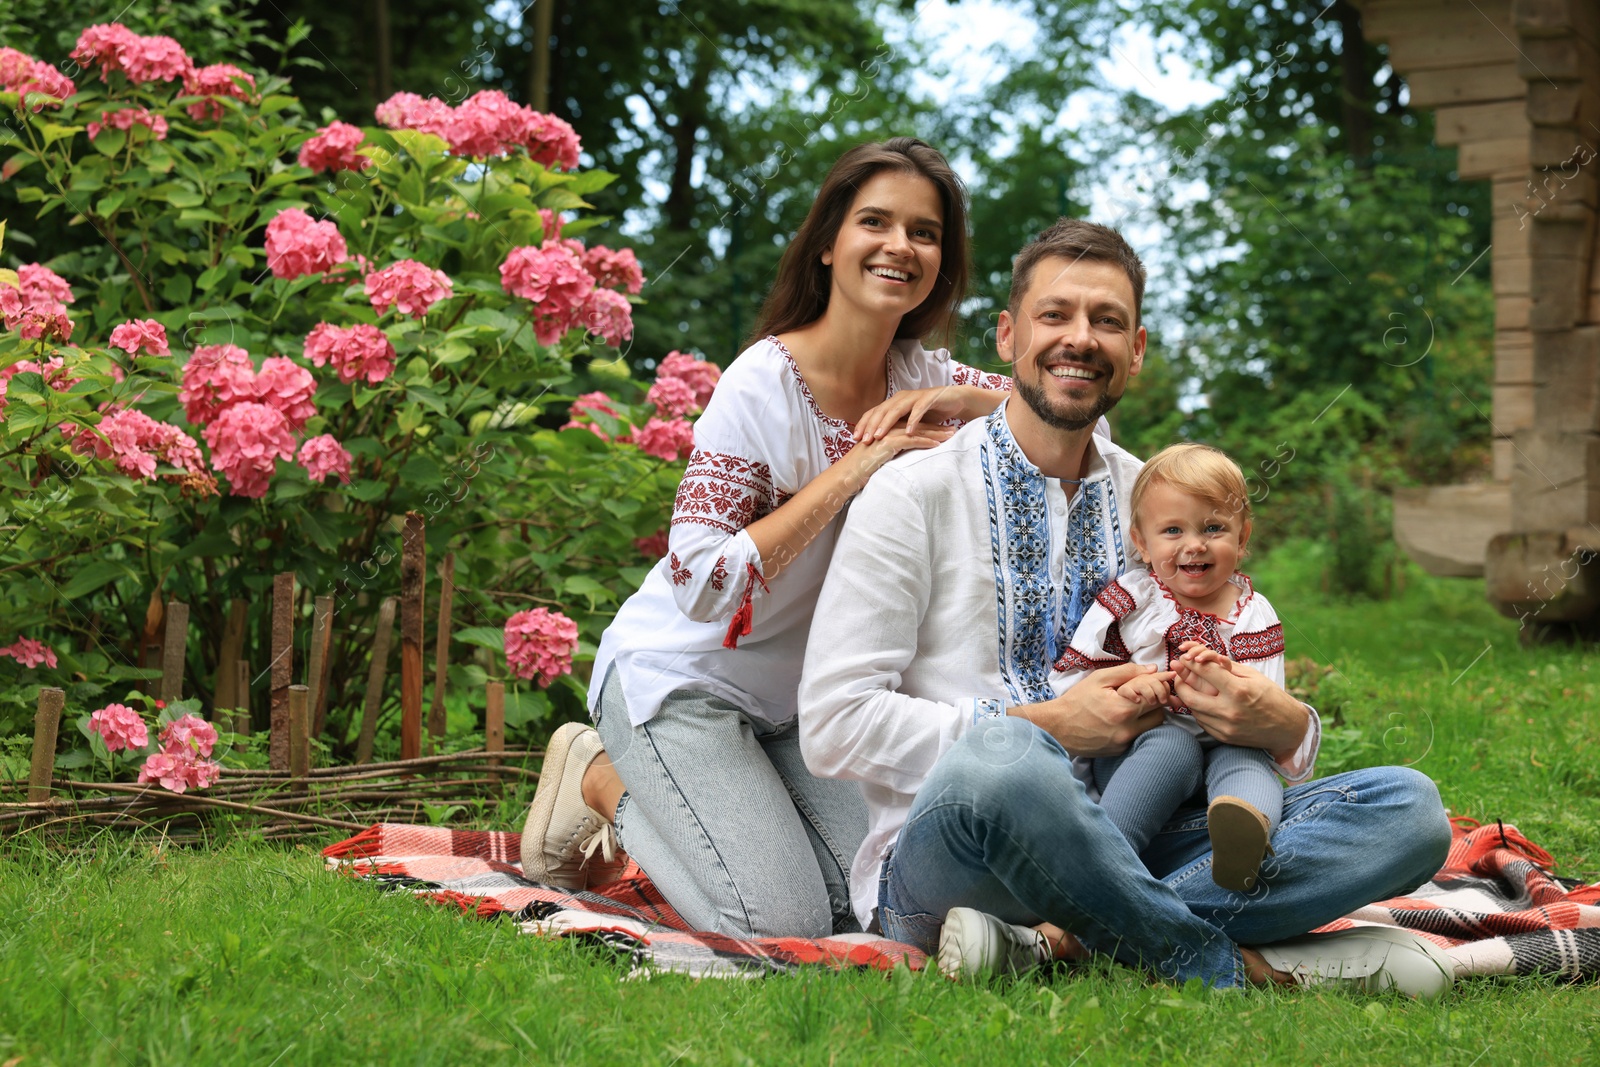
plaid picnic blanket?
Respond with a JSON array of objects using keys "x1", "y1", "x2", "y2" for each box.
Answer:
[
  {"x1": 1314, "y1": 816, "x2": 1600, "y2": 980},
  {"x1": 322, "y1": 823, "x2": 925, "y2": 978},
  {"x1": 324, "y1": 815, "x2": 1600, "y2": 981}
]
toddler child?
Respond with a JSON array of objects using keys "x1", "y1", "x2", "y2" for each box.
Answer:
[{"x1": 1053, "y1": 443, "x2": 1293, "y2": 892}]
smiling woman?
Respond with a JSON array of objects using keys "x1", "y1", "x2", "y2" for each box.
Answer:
[{"x1": 518, "y1": 138, "x2": 1017, "y2": 940}]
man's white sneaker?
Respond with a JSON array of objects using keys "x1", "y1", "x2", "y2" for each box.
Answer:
[
  {"x1": 1255, "y1": 926, "x2": 1455, "y2": 1000},
  {"x1": 520, "y1": 722, "x2": 617, "y2": 890},
  {"x1": 936, "y1": 907, "x2": 1052, "y2": 979}
]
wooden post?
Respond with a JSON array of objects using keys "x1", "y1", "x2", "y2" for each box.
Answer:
[
  {"x1": 485, "y1": 681, "x2": 504, "y2": 781},
  {"x1": 356, "y1": 597, "x2": 397, "y2": 765},
  {"x1": 233, "y1": 658, "x2": 251, "y2": 754},
  {"x1": 400, "y1": 513, "x2": 425, "y2": 761},
  {"x1": 427, "y1": 552, "x2": 455, "y2": 746},
  {"x1": 139, "y1": 591, "x2": 164, "y2": 693},
  {"x1": 288, "y1": 684, "x2": 310, "y2": 778},
  {"x1": 159, "y1": 600, "x2": 189, "y2": 704},
  {"x1": 306, "y1": 595, "x2": 334, "y2": 738},
  {"x1": 215, "y1": 599, "x2": 247, "y2": 713},
  {"x1": 270, "y1": 572, "x2": 295, "y2": 771},
  {"x1": 28, "y1": 688, "x2": 64, "y2": 803}
]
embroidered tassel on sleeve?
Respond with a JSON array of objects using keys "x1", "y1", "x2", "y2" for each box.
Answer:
[{"x1": 722, "y1": 563, "x2": 771, "y2": 649}]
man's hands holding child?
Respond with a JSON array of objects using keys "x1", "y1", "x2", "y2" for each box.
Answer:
[
  {"x1": 1012, "y1": 663, "x2": 1171, "y2": 758},
  {"x1": 1115, "y1": 672, "x2": 1173, "y2": 711},
  {"x1": 1172, "y1": 641, "x2": 1309, "y2": 763}
]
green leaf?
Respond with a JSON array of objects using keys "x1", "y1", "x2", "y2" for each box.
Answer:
[
  {"x1": 166, "y1": 190, "x2": 205, "y2": 209},
  {"x1": 40, "y1": 124, "x2": 83, "y2": 147},
  {"x1": 196, "y1": 265, "x2": 228, "y2": 292},
  {"x1": 94, "y1": 191, "x2": 125, "y2": 217},
  {"x1": 454, "y1": 626, "x2": 505, "y2": 651},
  {"x1": 90, "y1": 129, "x2": 126, "y2": 157},
  {"x1": 502, "y1": 688, "x2": 552, "y2": 729},
  {"x1": 561, "y1": 575, "x2": 613, "y2": 603},
  {"x1": 178, "y1": 208, "x2": 227, "y2": 224},
  {"x1": 58, "y1": 560, "x2": 128, "y2": 600},
  {"x1": 561, "y1": 170, "x2": 618, "y2": 195}
]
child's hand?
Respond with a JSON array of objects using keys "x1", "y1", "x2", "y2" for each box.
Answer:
[
  {"x1": 1174, "y1": 642, "x2": 1238, "y2": 698},
  {"x1": 1116, "y1": 671, "x2": 1174, "y2": 711}
]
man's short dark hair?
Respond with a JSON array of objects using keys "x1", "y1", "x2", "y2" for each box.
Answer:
[{"x1": 1006, "y1": 219, "x2": 1147, "y2": 323}]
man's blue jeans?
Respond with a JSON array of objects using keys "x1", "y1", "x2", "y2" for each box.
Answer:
[{"x1": 877, "y1": 717, "x2": 1451, "y2": 988}]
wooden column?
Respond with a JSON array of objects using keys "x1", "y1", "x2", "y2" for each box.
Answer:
[
  {"x1": 306, "y1": 595, "x2": 334, "y2": 738},
  {"x1": 233, "y1": 658, "x2": 251, "y2": 754},
  {"x1": 485, "y1": 681, "x2": 504, "y2": 781},
  {"x1": 270, "y1": 572, "x2": 295, "y2": 771},
  {"x1": 28, "y1": 688, "x2": 64, "y2": 803},
  {"x1": 159, "y1": 600, "x2": 189, "y2": 703},
  {"x1": 400, "y1": 514, "x2": 425, "y2": 761},
  {"x1": 427, "y1": 552, "x2": 455, "y2": 746},
  {"x1": 356, "y1": 596, "x2": 397, "y2": 764},
  {"x1": 288, "y1": 684, "x2": 310, "y2": 778},
  {"x1": 215, "y1": 599, "x2": 247, "y2": 713}
]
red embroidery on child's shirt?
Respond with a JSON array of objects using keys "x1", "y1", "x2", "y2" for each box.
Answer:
[
  {"x1": 710, "y1": 555, "x2": 728, "y2": 592},
  {"x1": 1096, "y1": 580, "x2": 1137, "y2": 620},
  {"x1": 1229, "y1": 623, "x2": 1285, "y2": 662},
  {"x1": 669, "y1": 553, "x2": 692, "y2": 586},
  {"x1": 1164, "y1": 609, "x2": 1226, "y2": 668}
]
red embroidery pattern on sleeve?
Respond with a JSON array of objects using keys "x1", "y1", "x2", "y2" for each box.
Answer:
[
  {"x1": 1096, "y1": 581, "x2": 1137, "y2": 620},
  {"x1": 1104, "y1": 620, "x2": 1131, "y2": 661},
  {"x1": 950, "y1": 361, "x2": 1012, "y2": 393},
  {"x1": 1053, "y1": 645, "x2": 1131, "y2": 672},
  {"x1": 710, "y1": 555, "x2": 728, "y2": 592},
  {"x1": 671, "y1": 449, "x2": 776, "y2": 534},
  {"x1": 1229, "y1": 623, "x2": 1285, "y2": 662},
  {"x1": 669, "y1": 553, "x2": 692, "y2": 586}
]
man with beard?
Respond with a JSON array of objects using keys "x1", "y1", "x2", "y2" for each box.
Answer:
[{"x1": 798, "y1": 220, "x2": 1454, "y2": 993}]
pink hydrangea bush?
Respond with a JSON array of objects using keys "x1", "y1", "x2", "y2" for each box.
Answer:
[
  {"x1": 303, "y1": 322, "x2": 395, "y2": 384},
  {"x1": 72, "y1": 24, "x2": 192, "y2": 84},
  {"x1": 561, "y1": 391, "x2": 628, "y2": 442},
  {"x1": 87, "y1": 107, "x2": 168, "y2": 142},
  {"x1": 179, "y1": 344, "x2": 257, "y2": 425},
  {"x1": 182, "y1": 63, "x2": 256, "y2": 122},
  {"x1": 656, "y1": 351, "x2": 722, "y2": 408},
  {"x1": 582, "y1": 246, "x2": 645, "y2": 295},
  {"x1": 503, "y1": 608, "x2": 580, "y2": 687},
  {"x1": 575, "y1": 288, "x2": 634, "y2": 347},
  {"x1": 0, "y1": 636, "x2": 58, "y2": 669},
  {"x1": 366, "y1": 259, "x2": 453, "y2": 318},
  {"x1": 108, "y1": 318, "x2": 169, "y2": 357},
  {"x1": 65, "y1": 408, "x2": 205, "y2": 479},
  {"x1": 646, "y1": 376, "x2": 699, "y2": 419},
  {"x1": 202, "y1": 402, "x2": 297, "y2": 498},
  {"x1": 89, "y1": 703, "x2": 149, "y2": 751},
  {"x1": 0, "y1": 47, "x2": 76, "y2": 108},
  {"x1": 376, "y1": 89, "x2": 581, "y2": 166},
  {"x1": 298, "y1": 434, "x2": 353, "y2": 484},
  {"x1": 1, "y1": 263, "x2": 75, "y2": 342},
  {"x1": 298, "y1": 121, "x2": 371, "y2": 173},
  {"x1": 264, "y1": 209, "x2": 349, "y2": 280},
  {"x1": 632, "y1": 417, "x2": 696, "y2": 462}
]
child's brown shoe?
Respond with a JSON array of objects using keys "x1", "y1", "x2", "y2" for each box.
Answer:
[{"x1": 1208, "y1": 796, "x2": 1274, "y2": 892}]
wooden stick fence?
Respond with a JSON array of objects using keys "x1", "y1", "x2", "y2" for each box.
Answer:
[{"x1": 5, "y1": 515, "x2": 537, "y2": 839}]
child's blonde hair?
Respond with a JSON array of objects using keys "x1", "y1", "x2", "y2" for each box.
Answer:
[{"x1": 1129, "y1": 443, "x2": 1252, "y2": 530}]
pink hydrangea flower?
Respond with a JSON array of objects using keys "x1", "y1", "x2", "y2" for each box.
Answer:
[
  {"x1": 525, "y1": 111, "x2": 582, "y2": 170},
  {"x1": 499, "y1": 243, "x2": 594, "y2": 309},
  {"x1": 581, "y1": 245, "x2": 645, "y2": 295},
  {"x1": 298, "y1": 121, "x2": 371, "y2": 173},
  {"x1": 503, "y1": 608, "x2": 580, "y2": 688},
  {"x1": 633, "y1": 530, "x2": 670, "y2": 560},
  {"x1": 576, "y1": 287, "x2": 633, "y2": 347},
  {"x1": 149, "y1": 422, "x2": 205, "y2": 474},
  {"x1": 160, "y1": 713, "x2": 218, "y2": 758},
  {"x1": 0, "y1": 636, "x2": 58, "y2": 669},
  {"x1": 375, "y1": 91, "x2": 455, "y2": 140},
  {"x1": 365, "y1": 259, "x2": 452, "y2": 319},
  {"x1": 18, "y1": 264, "x2": 74, "y2": 306},
  {"x1": 560, "y1": 391, "x2": 627, "y2": 441},
  {"x1": 73, "y1": 25, "x2": 191, "y2": 84},
  {"x1": 0, "y1": 378, "x2": 8, "y2": 423},
  {"x1": 446, "y1": 89, "x2": 529, "y2": 157},
  {"x1": 137, "y1": 752, "x2": 188, "y2": 791},
  {"x1": 90, "y1": 703, "x2": 149, "y2": 752},
  {"x1": 108, "y1": 319, "x2": 169, "y2": 357},
  {"x1": 264, "y1": 209, "x2": 349, "y2": 281},
  {"x1": 632, "y1": 417, "x2": 696, "y2": 462},
  {"x1": 203, "y1": 401, "x2": 296, "y2": 498},
  {"x1": 2, "y1": 294, "x2": 73, "y2": 342},
  {"x1": 79, "y1": 409, "x2": 205, "y2": 480},
  {"x1": 298, "y1": 434, "x2": 352, "y2": 484},
  {"x1": 87, "y1": 106, "x2": 168, "y2": 142},
  {"x1": 302, "y1": 322, "x2": 396, "y2": 385},
  {"x1": 0, "y1": 47, "x2": 76, "y2": 108},
  {"x1": 183, "y1": 63, "x2": 256, "y2": 122},
  {"x1": 647, "y1": 376, "x2": 699, "y2": 419},
  {"x1": 179, "y1": 344, "x2": 256, "y2": 426},
  {"x1": 253, "y1": 356, "x2": 317, "y2": 429},
  {"x1": 657, "y1": 351, "x2": 722, "y2": 408},
  {"x1": 2, "y1": 356, "x2": 77, "y2": 392},
  {"x1": 184, "y1": 756, "x2": 222, "y2": 789}
]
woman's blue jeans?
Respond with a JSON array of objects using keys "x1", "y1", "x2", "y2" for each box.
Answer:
[{"x1": 877, "y1": 717, "x2": 1450, "y2": 988}]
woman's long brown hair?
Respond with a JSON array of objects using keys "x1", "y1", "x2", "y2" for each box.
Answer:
[{"x1": 748, "y1": 137, "x2": 970, "y2": 348}]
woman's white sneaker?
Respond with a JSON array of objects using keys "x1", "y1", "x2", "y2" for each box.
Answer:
[{"x1": 521, "y1": 722, "x2": 617, "y2": 890}]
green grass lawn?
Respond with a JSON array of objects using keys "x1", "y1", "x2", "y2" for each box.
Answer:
[{"x1": 3, "y1": 543, "x2": 1600, "y2": 1066}]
